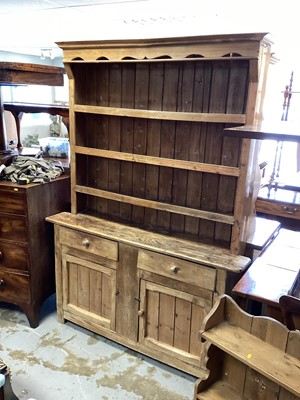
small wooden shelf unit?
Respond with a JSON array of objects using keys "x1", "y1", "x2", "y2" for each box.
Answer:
[{"x1": 194, "y1": 294, "x2": 300, "y2": 399}]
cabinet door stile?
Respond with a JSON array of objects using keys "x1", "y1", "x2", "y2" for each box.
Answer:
[{"x1": 189, "y1": 303, "x2": 205, "y2": 355}]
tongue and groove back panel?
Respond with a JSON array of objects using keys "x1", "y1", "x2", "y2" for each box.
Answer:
[{"x1": 59, "y1": 33, "x2": 272, "y2": 255}]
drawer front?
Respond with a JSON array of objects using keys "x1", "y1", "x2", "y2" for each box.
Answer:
[
  {"x1": 0, "y1": 188, "x2": 26, "y2": 215},
  {"x1": 256, "y1": 199, "x2": 300, "y2": 220},
  {"x1": 138, "y1": 250, "x2": 216, "y2": 290},
  {"x1": 0, "y1": 214, "x2": 27, "y2": 242},
  {"x1": 0, "y1": 241, "x2": 29, "y2": 271},
  {"x1": 60, "y1": 227, "x2": 118, "y2": 261},
  {"x1": 0, "y1": 270, "x2": 30, "y2": 302}
]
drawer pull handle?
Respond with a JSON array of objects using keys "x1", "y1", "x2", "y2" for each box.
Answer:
[
  {"x1": 170, "y1": 265, "x2": 180, "y2": 274},
  {"x1": 0, "y1": 251, "x2": 2, "y2": 261},
  {"x1": 0, "y1": 279, "x2": 4, "y2": 289},
  {"x1": 138, "y1": 309, "x2": 144, "y2": 317},
  {"x1": 82, "y1": 239, "x2": 90, "y2": 248},
  {"x1": 282, "y1": 206, "x2": 298, "y2": 214}
]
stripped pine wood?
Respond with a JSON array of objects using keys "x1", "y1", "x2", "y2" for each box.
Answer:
[
  {"x1": 189, "y1": 303, "x2": 204, "y2": 356},
  {"x1": 75, "y1": 185, "x2": 235, "y2": 224},
  {"x1": 108, "y1": 63, "x2": 122, "y2": 218},
  {"x1": 158, "y1": 293, "x2": 175, "y2": 346},
  {"x1": 173, "y1": 298, "x2": 192, "y2": 353},
  {"x1": 195, "y1": 295, "x2": 300, "y2": 399},
  {"x1": 50, "y1": 34, "x2": 272, "y2": 377},
  {"x1": 119, "y1": 64, "x2": 135, "y2": 222},
  {"x1": 75, "y1": 147, "x2": 240, "y2": 176},
  {"x1": 74, "y1": 104, "x2": 246, "y2": 123}
]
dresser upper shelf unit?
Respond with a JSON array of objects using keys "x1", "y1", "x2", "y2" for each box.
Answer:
[{"x1": 224, "y1": 121, "x2": 300, "y2": 142}]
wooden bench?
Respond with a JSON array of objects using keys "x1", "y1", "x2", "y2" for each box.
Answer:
[{"x1": 194, "y1": 294, "x2": 300, "y2": 400}]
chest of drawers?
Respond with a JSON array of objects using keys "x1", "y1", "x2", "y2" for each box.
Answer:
[{"x1": 0, "y1": 175, "x2": 70, "y2": 327}]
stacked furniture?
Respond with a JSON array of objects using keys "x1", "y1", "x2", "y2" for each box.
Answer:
[{"x1": 47, "y1": 33, "x2": 273, "y2": 376}]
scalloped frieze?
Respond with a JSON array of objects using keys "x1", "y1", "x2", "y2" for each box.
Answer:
[{"x1": 57, "y1": 33, "x2": 269, "y2": 63}]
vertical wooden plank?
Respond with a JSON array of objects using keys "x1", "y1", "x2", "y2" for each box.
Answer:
[
  {"x1": 67, "y1": 65, "x2": 78, "y2": 214},
  {"x1": 68, "y1": 262, "x2": 78, "y2": 307},
  {"x1": 171, "y1": 121, "x2": 189, "y2": 233},
  {"x1": 199, "y1": 61, "x2": 229, "y2": 242},
  {"x1": 222, "y1": 354, "x2": 247, "y2": 395},
  {"x1": 156, "y1": 63, "x2": 179, "y2": 231},
  {"x1": 244, "y1": 369, "x2": 280, "y2": 399},
  {"x1": 54, "y1": 226, "x2": 64, "y2": 322},
  {"x1": 132, "y1": 63, "x2": 149, "y2": 224},
  {"x1": 215, "y1": 60, "x2": 248, "y2": 244},
  {"x1": 119, "y1": 64, "x2": 135, "y2": 222},
  {"x1": 251, "y1": 317, "x2": 288, "y2": 351},
  {"x1": 89, "y1": 269, "x2": 102, "y2": 315},
  {"x1": 158, "y1": 293, "x2": 175, "y2": 346},
  {"x1": 146, "y1": 289, "x2": 159, "y2": 340},
  {"x1": 144, "y1": 63, "x2": 164, "y2": 227},
  {"x1": 189, "y1": 303, "x2": 205, "y2": 356},
  {"x1": 185, "y1": 61, "x2": 207, "y2": 235},
  {"x1": 108, "y1": 63, "x2": 122, "y2": 218},
  {"x1": 173, "y1": 297, "x2": 191, "y2": 352},
  {"x1": 171, "y1": 62, "x2": 194, "y2": 233},
  {"x1": 95, "y1": 64, "x2": 109, "y2": 215},
  {"x1": 115, "y1": 243, "x2": 139, "y2": 341},
  {"x1": 101, "y1": 272, "x2": 111, "y2": 320},
  {"x1": 77, "y1": 265, "x2": 90, "y2": 310}
]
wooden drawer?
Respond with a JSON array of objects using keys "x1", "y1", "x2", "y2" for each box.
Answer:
[
  {"x1": 0, "y1": 214, "x2": 27, "y2": 242},
  {"x1": 0, "y1": 241, "x2": 29, "y2": 271},
  {"x1": 0, "y1": 270, "x2": 30, "y2": 303},
  {"x1": 138, "y1": 250, "x2": 216, "y2": 290},
  {"x1": 0, "y1": 188, "x2": 26, "y2": 215},
  {"x1": 60, "y1": 227, "x2": 118, "y2": 261},
  {"x1": 256, "y1": 199, "x2": 300, "y2": 221}
]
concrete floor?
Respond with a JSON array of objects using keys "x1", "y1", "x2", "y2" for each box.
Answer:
[{"x1": 0, "y1": 295, "x2": 195, "y2": 400}]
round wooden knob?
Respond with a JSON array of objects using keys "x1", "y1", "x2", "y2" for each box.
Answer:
[
  {"x1": 170, "y1": 265, "x2": 179, "y2": 274},
  {"x1": 138, "y1": 310, "x2": 144, "y2": 317},
  {"x1": 82, "y1": 239, "x2": 90, "y2": 248}
]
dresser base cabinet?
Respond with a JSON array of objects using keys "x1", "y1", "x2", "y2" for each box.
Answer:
[
  {"x1": 47, "y1": 212, "x2": 250, "y2": 376},
  {"x1": 0, "y1": 175, "x2": 70, "y2": 328}
]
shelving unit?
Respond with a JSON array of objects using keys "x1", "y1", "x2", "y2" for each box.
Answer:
[
  {"x1": 194, "y1": 294, "x2": 300, "y2": 399},
  {"x1": 58, "y1": 32, "x2": 273, "y2": 254},
  {"x1": 47, "y1": 33, "x2": 274, "y2": 376}
]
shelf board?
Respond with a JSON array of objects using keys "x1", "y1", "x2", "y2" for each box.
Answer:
[
  {"x1": 224, "y1": 121, "x2": 300, "y2": 142},
  {"x1": 74, "y1": 185, "x2": 235, "y2": 225},
  {"x1": 75, "y1": 146, "x2": 241, "y2": 177},
  {"x1": 202, "y1": 321, "x2": 300, "y2": 397},
  {"x1": 74, "y1": 104, "x2": 246, "y2": 124}
]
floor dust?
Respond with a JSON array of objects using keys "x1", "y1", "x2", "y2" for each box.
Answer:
[{"x1": 0, "y1": 295, "x2": 195, "y2": 400}]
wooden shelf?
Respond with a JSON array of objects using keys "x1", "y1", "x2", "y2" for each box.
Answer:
[
  {"x1": 74, "y1": 104, "x2": 246, "y2": 124},
  {"x1": 194, "y1": 294, "x2": 300, "y2": 399},
  {"x1": 203, "y1": 321, "x2": 300, "y2": 396}
]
